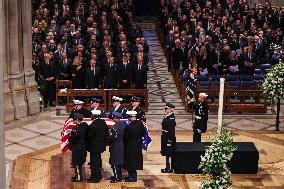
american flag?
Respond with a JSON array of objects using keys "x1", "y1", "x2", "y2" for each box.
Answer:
[
  {"x1": 61, "y1": 118, "x2": 152, "y2": 152},
  {"x1": 186, "y1": 69, "x2": 197, "y2": 105}
]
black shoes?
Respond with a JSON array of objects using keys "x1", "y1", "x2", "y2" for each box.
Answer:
[
  {"x1": 71, "y1": 177, "x2": 84, "y2": 182},
  {"x1": 124, "y1": 178, "x2": 137, "y2": 182},
  {"x1": 110, "y1": 178, "x2": 122, "y2": 183},
  {"x1": 161, "y1": 168, "x2": 173, "y2": 173},
  {"x1": 87, "y1": 177, "x2": 100, "y2": 183}
]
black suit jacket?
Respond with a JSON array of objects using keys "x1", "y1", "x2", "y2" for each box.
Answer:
[
  {"x1": 85, "y1": 66, "x2": 101, "y2": 89},
  {"x1": 87, "y1": 118, "x2": 109, "y2": 153},
  {"x1": 39, "y1": 61, "x2": 56, "y2": 81},
  {"x1": 118, "y1": 62, "x2": 133, "y2": 85},
  {"x1": 104, "y1": 64, "x2": 119, "y2": 88},
  {"x1": 133, "y1": 64, "x2": 147, "y2": 89},
  {"x1": 57, "y1": 59, "x2": 72, "y2": 80}
]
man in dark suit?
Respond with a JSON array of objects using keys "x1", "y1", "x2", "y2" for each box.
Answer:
[
  {"x1": 118, "y1": 54, "x2": 133, "y2": 89},
  {"x1": 39, "y1": 52, "x2": 56, "y2": 108},
  {"x1": 241, "y1": 45, "x2": 257, "y2": 75},
  {"x1": 86, "y1": 110, "x2": 109, "y2": 183},
  {"x1": 57, "y1": 52, "x2": 72, "y2": 80},
  {"x1": 104, "y1": 57, "x2": 119, "y2": 89},
  {"x1": 193, "y1": 93, "x2": 209, "y2": 142},
  {"x1": 124, "y1": 111, "x2": 146, "y2": 182},
  {"x1": 85, "y1": 59, "x2": 101, "y2": 89},
  {"x1": 133, "y1": 55, "x2": 147, "y2": 89}
]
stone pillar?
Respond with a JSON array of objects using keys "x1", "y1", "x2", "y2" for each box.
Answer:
[
  {"x1": 8, "y1": 0, "x2": 28, "y2": 119},
  {"x1": 0, "y1": 0, "x2": 6, "y2": 188},
  {"x1": 21, "y1": 0, "x2": 40, "y2": 115},
  {"x1": 3, "y1": 0, "x2": 14, "y2": 122}
]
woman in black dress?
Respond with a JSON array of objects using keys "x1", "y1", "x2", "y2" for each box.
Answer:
[{"x1": 71, "y1": 56, "x2": 85, "y2": 89}]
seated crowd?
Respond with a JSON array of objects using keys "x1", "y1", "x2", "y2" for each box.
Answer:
[
  {"x1": 158, "y1": 0, "x2": 283, "y2": 87},
  {"x1": 31, "y1": 0, "x2": 149, "y2": 107}
]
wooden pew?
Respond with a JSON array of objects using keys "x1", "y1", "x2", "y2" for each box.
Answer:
[
  {"x1": 65, "y1": 89, "x2": 149, "y2": 113},
  {"x1": 226, "y1": 89, "x2": 267, "y2": 113},
  {"x1": 66, "y1": 89, "x2": 107, "y2": 113},
  {"x1": 108, "y1": 89, "x2": 149, "y2": 112}
]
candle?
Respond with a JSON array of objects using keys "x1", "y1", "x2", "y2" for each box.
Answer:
[{"x1": 217, "y1": 78, "x2": 225, "y2": 135}]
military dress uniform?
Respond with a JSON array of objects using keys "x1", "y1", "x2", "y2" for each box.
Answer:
[
  {"x1": 110, "y1": 96, "x2": 127, "y2": 118},
  {"x1": 161, "y1": 103, "x2": 176, "y2": 173},
  {"x1": 90, "y1": 98, "x2": 106, "y2": 118},
  {"x1": 193, "y1": 101, "x2": 208, "y2": 142},
  {"x1": 86, "y1": 110, "x2": 109, "y2": 183},
  {"x1": 124, "y1": 111, "x2": 146, "y2": 182},
  {"x1": 69, "y1": 100, "x2": 92, "y2": 119},
  {"x1": 68, "y1": 113, "x2": 88, "y2": 182},
  {"x1": 131, "y1": 96, "x2": 146, "y2": 122},
  {"x1": 108, "y1": 112, "x2": 127, "y2": 183}
]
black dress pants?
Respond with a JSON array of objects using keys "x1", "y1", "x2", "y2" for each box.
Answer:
[
  {"x1": 193, "y1": 130, "x2": 201, "y2": 142},
  {"x1": 90, "y1": 152, "x2": 102, "y2": 180}
]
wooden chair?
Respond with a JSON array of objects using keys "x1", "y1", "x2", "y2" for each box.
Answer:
[{"x1": 56, "y1": 80, "x2": 72, "y2": 105}]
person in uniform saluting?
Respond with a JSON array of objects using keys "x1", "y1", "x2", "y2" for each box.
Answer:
[
  {"x1": 108, "y1": 112, "x2": 126, "y2": 183},
  {"x1": 130, "y1": 96, "x2": 146, "y2": 122},
  {"x1": 86, "y1": 110, "x2": 109, "y2": 183},
  {"x1": 69, "y1": 99, "x2": 92, "y2": 118},
  {"x1": 161, "y1": 103, "x2": 176, "y2": 173},
  {"x1": 68, "y1": 113, "x2": 88, "y2": 182},
  {"x1": 193, "y1": 93, "x2": 209, "y2": 142},
  {"x1": 124, "y1": 111, "x2": 146, "y2": 182}
]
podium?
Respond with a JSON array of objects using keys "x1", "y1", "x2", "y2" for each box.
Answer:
[{"x1": 172, "y1": 142, "x2": 259, "y2": 174}]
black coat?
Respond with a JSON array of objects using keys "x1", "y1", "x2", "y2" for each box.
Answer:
[
  {"x1": 109, "y1": 121, "x2": 126, "y2": 165},
  {"x1": 69, "y1": 122, "x2": 88, "y2": 166},
  {"x1": 193, "y1": 102, "x2": 208, "y2": 133},
  {"x1": 104, "y1": 64, "x2": 119, "y2": 88},
  {"x1": 118, "y1": 62, "x2": 133, "y2": 88},
  {"x1": 87, "y1": 118, "x2": 109, "y2": 153},
  {"x1": 124, "y1": 120, "x2": 146, "y2": 171},
  {"x1": 133, "y1": 64, "x2": 147, "y2": 89},
  {"x1": 39, "y1": 61, "x2": 56, "y2": 80},
  {"x1": 161, "y1": 113, "x2": 176, "y2": 157},
  {"x1": 85, "y1": 67, "x2": 101, "y2": 89},
  {"x1": 57, "y1": 59, "x2": 72, "y2": 80},
  {"x1": 71, "y1": 65, "x2": 85, "y2": 89},
  {"x1": 69, "y1": 108, "x2": 92, "y2": 118}
]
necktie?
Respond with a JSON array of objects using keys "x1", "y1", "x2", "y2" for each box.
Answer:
[
  {"x1": 138, "y1": 65, "x2": 141, "y2": 70},
  {"x1": 93, "y1": 68, "x2": 95, "y2": 76},
  {"x1": 124, "y1": 63, "x2": 127, "y2": 69}
]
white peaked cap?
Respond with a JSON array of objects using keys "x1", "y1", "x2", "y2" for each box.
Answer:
[
  {"x1": 73, "y1": 99, "x2": 84, "y2": 105},
  {"x1": 112, "y1": 96, "x2": 123, "y2": 102},
  {"x1": 91, "y1": 110, "x2": 101, "y2": 115},
  {"x1": 199, "y1": 93, "x2": 208, "y2": 98},
  {"x1": 126, "y1": 110, "x2": 137, "y2": 116}
]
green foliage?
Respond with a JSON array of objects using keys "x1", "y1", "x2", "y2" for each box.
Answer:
[{"x1": 199, "y1": 123, "x2": 237, "y2": 189}]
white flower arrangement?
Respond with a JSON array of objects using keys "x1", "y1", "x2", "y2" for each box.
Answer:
[
  {"x1": 199, "y1": 123, "x2": 236, "y2": 189},
  {"x1": 262, "y1": 61, "x2": 284, "y2": 109}
]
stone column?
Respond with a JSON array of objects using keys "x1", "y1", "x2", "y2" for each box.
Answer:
[
  {"x1": 21, "y1": 0, "x2": 40, "y2": 115},
  {"x1": 3, "y1": 0, "x2": 14, "y2": 122},
  {"x1": 0, "y1": 0, "x2": 6, "y2": 188},
  {"x1": 8, "y1": 0, "x2": 28, "y2": 119}
]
